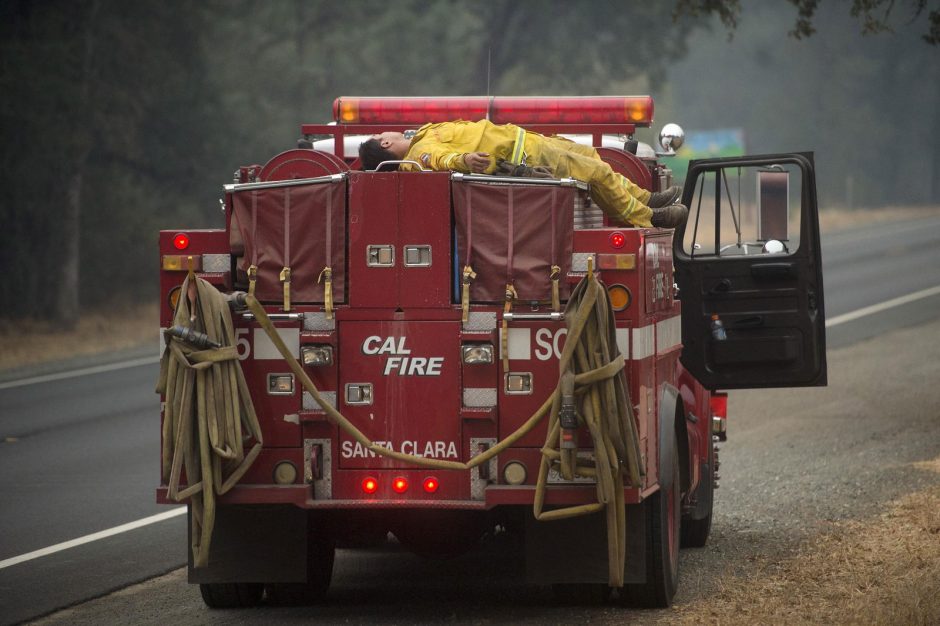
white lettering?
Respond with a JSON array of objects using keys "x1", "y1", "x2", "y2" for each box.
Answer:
[
  {"x1": 535, "y1": 328, "x2": 553, "y2": 360},
  {"x1": 407, "y1": 357, "x2": 427, "y2": 375},
  {"x1": 426, "y1": 357, "x2": 443, "y2": 375},
  {"x1": 363, "y1": 336, "x2": 382, "y2": 355},
  {"x1": 535, "y1": 328, "x2": 567, "y2": 360},
  {"x1": 343, "y1": 440, "x2": 458, "y2": 459},
  {"x1": 396, "y1": 337, "x2": 411, "y2": 354},
  {"x1": 384, "y1": 357, "x2": 402, "y2": 375},
  {"x1": 379, "y1": 336, "x2": 397, "y2": 355}
]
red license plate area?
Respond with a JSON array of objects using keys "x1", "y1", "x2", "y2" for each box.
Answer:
[{"x1": 339, "y1": 321, "x2": 461, "y2": 469}]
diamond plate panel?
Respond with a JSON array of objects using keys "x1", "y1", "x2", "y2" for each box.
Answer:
[
  {"x1": 463, "y1": 387, "x2": 498, "y2": 408},
  {"x1": 303, "y1": 312, "x2": 336, "y2": 331},
  {"x1": 303, "y1": 390, "x2": 336, "y2": 411},
  {"x1": 201, "y1": 254, "x2": 231, "y2": 273}
]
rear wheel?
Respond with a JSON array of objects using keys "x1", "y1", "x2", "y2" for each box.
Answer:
[
  {"x1": 199, "y1": 582, "x2": 264, "y2": 608},
  {"x1": 265, "y1": 530, "x2": 335, "y2": 606},
  {"x1": 620, "y1": 431, "x2": 680, "y2": 608}
]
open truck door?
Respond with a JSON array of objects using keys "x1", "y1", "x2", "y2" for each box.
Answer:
[{"x1": 674, "y1": 152, "x2": 826, "y2": 390}]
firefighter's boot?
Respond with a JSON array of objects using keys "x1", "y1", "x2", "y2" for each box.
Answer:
[
  {"x1": 651, "y1": 203, "x2": 689, "y2": 229},
  {"x1": 647, "y1": 185, "x2": 682, "y2": 208}
]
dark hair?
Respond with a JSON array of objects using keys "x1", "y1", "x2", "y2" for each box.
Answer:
[{"x1": 359, "y1": 138, "x2": 398, "y2": 171}]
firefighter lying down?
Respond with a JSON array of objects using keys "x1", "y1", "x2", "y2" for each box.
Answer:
[{"x1": 358, "y1": 119, "x2": 688, "y2": 229}]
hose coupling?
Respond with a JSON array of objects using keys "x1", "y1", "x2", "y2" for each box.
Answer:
[{"x1": 167, "y1": 325, "x2": 221, "y2": 350}]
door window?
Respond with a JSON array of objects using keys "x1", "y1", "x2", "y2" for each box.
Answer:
[{"x1": 681, "y1": 163, "x2": 804, "y2": 258}]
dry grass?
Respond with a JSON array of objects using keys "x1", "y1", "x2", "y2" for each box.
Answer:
[
  {"x1": 0, "y1": 301, "x2": 158, "y2": 371},
  {"x1": 668, "y1": 460, "x2": 940, "y2": 625}
]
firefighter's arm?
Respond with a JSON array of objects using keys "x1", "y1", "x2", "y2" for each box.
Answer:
[{"x1": 408, "y1": 140, "x2": 488, "y2": 173}]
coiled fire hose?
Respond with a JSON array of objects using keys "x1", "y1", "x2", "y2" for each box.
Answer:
[
  {"x1": 244, "y1": 266, "x2": 643, "y2": 587},
  {"x1": 156, "y1": 275, "x2": 264, "y2": 568}
]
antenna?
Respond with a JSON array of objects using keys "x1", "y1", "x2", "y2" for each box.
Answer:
[{"x1": 486, "y1": 46, "x2": 492, "y2": 119}]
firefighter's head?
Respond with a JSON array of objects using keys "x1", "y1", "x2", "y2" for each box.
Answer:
[{"x1": 359, "y1": 132, "x2": 410, "y2": 170}]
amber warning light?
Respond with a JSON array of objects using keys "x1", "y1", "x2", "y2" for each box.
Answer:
[{"x1": 333, "y1": 96, "x2": 653, "y2": 127}]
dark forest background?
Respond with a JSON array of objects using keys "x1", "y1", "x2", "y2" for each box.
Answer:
[{"x1": 1, "y1": 0, "x2": 937, "y2": 323}]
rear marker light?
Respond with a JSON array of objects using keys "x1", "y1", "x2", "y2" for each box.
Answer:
[
  {"x1": 362, "y1": 477, "x2": 378, "y2": 494},
  {"x1": 273, "y1": 461, "x2": 297, "y2": 485},
  {"x1": 608, "y1": 284, "x2": 632, "y2": 311},
  {"x1": 609, "y1": 231, "x2": 626, "y2": 249},
  {"x1": 423, "y1": 477, "x2": 439, "y2": 493},
  {"x1": 173, "y1": 233, "x2": 190, "y2": 250},
  {"x1": 167, "y1": 285, "x2": 181, "y2": 313},
  {"x1": 392, "y1": 477, "x2": 409, "y2": 494},
  {"x1": 503, "y1": 462, "x2": 527, "y2": 485}
]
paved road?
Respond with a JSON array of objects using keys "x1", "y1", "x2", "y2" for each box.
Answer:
[{"x1": 1, "y1": 213, "x2": 939, "y2": 624}]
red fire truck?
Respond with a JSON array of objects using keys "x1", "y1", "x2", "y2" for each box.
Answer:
[{"x1": 157, "y1": 96, "x2": 826, "y2": 608}]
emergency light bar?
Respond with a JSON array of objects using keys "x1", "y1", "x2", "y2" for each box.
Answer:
[{"x1": 333, "y1": 96, "x2": 654, "y2": 127}]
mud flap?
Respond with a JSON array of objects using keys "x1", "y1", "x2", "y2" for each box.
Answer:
[
  {"x1": 524, "y1": 505, "x2": 647, "y2": 585},
  {"x1": 658, "y1": 383, "x2": 679, "y2": 488},
  {"x1": 187, "y1": 504, "x2": 307, "y2": 584}
]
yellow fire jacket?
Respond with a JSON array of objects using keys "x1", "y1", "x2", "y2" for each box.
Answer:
[{"x1": 404, "y1": 120, "x2": 653, "y2": 227}]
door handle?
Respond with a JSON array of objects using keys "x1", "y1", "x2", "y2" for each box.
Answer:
[
  {"x1": 751, "y1": 262, "x2": 795, "y2": 279},
  {"x1": 733, "y1": 316, "x2": 764, "y2": 328}
]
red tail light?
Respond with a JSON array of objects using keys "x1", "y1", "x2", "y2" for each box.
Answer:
[
  {"x1": 710, "y1": 393, "x2": 728, "y2": 419},
  {"x1": 422, "y1": 477, "x2": 439, "y2": 493},
  {"x1": 609, "y1": 231, "x2": 626, "y2": 249},
  {"x1": 392, "y1": 477, "x2": 409, "y2": 494},
  {"x1": 332, "y1": 96, "x2": 653, "y2": 127},
  {"x1": 173, "y1": 233, "x2": 190, "y2": 250},
  {"x1": 362, "y1": 477, "x2": 378, "y2": 494}
]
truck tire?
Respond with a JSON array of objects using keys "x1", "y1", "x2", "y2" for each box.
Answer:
[
  {"x1": 199, "y1": 582, "x2": 264, "y2": 608},
  {"x1": 620, "y1": 431, "x2": 680, "y2": 608},
  {"x1": 680, "y1": 437, "x2": 714, "y2": 548},
  {"x1": 265, "y1": 531, "x2": 335, "y2": 606}
]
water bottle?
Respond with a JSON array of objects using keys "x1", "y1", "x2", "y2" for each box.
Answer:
[{"x1": 710, "y1": 314, "x2": 727, "y2": 341}]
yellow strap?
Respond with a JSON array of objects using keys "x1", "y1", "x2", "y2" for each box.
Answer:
[
  {"x1": 279, "y1": 266, "x2": 291, "y2": 312},
  {"x1": 551, "y1": 264, "x2": 561, "y2": 312},
  {"x1": 502, "y1": 283, "x2": 517, "y2": 372},
  {"x1": 510, "y1": 127, "x2": 526, "y2": 164},
  {"x1": 247, "y1": 264, "x2": 257, "y2": 298},
  {"x1": 461, "y1": 265, "x2": 476, "y2": 324},
  {"x1": 318, "y1": 266, "x2": 333, "y2": 320}
]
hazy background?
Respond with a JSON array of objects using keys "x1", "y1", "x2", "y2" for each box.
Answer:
[{"x1": 1, "y1": 0, "x2": 937, "y2": 322}]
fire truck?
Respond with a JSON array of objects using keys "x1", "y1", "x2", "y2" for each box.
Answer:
[{"x1": 157, "y1": 96, "x2": 827, "y2": 608}]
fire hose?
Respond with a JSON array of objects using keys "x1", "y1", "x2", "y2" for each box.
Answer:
[
  {"x1": 156, "y1": 276, "x2": 264, "y2": 568},
  {"x1": 162, "y1": 268, "x2": 642, "y2": 586}
]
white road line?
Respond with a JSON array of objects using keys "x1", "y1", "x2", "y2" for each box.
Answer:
[
  {"x1": 826, "y1": 285, "x2": 940, "y2": 328},
  {"x1": 0, "y1": 507, "x2": 186, "y2": 570},
  {"x1": 0, "y1": 355, "x2": 160, "y2": 390}
]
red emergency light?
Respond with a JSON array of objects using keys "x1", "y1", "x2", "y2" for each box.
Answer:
[
  {"x1": 333, "y1": 96, "x2": 653, "y2": 127},
  {"x1": 173, "y1": 232, "x2": 190, "y2": 250},
  {"x1": 361, "y1": 477, "x2": 378, "y2": 494}
]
